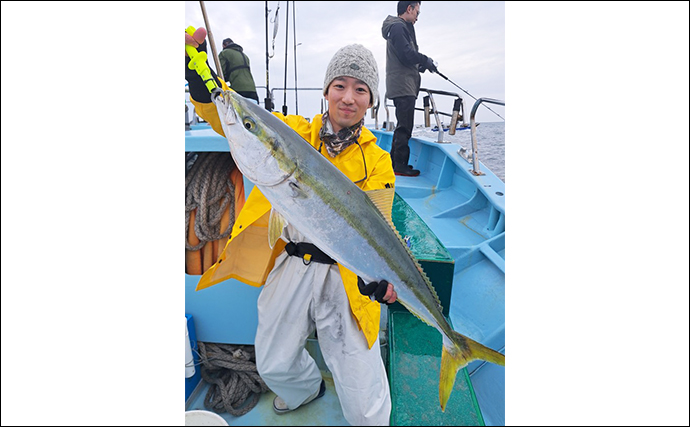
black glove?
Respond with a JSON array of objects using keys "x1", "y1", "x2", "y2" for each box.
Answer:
[
  {"x1": 425, "y1": 56, "x2": 438, "y2": 73},
  {"x1": 358, "y1": 277, "x2": 391, "y2": 304},
  {"x1": 185, "y1": 39, "x2": 222, "y2": 103},
  {"x1": 418, "y1": 56, "x2": 438, "y2": 73}
]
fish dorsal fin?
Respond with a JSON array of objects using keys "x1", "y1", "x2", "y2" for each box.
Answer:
[
  {"x1": 268, "y1": 208, "x2": 287, "y2": 249},
  {"x1": 405, "y1": 252, "x2": 443, "y2": 324},
  {"x1": 366, "y1": 189, "x2": 443, "y2": 314},
  {"x1": 365, "y1": 187, "x2": 395, "y2": 223}
]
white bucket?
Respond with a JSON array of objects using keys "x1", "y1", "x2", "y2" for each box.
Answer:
[
  {"x1": 185, "y1": 317, "x2": 196, "y2": 378},
  {"x1": 185, "y1": 410, "x2": 228, "y2": 426}
]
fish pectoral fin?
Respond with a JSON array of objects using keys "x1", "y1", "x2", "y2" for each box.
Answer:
[
  {"x1": 439, "y1": 332, "x2": 506, "y2": 411},
  {"x1": 268, "y1": 208, "x2": 287, "y2": 249},
  {"x1": 364, "y1": 187, "x2": 395, "y2": 222}
]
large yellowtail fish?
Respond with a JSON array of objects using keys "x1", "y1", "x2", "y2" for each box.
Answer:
[{"x1": 212, "y1": 90, "x2": 505, "y2": 411}]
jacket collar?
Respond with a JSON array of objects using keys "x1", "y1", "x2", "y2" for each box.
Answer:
[{"x1": 312, "y1": 114, "x2": 376, "y2": 149}]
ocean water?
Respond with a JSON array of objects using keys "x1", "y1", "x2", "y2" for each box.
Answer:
[{"x1": 411, "y1": 121, "x2": 505, "y2": 182}]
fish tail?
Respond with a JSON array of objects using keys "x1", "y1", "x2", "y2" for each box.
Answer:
[{"x1": 439, "y1": 331, "x2": 505, "y2": 411}]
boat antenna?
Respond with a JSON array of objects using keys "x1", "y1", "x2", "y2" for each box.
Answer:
[
  {"x1": 282, "y1": 1, "x2": 290, "y2": 115},
  {"x1": 198, "y1": 1, "x2": 224, "y2": 83},
  {"x1": 434, "y1": 70, "x2": 504, "y2": 121},
  {"x1": 292, "y1": 1, "x2": 299, "y2": 115}
]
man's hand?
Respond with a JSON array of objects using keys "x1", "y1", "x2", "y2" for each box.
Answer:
[
  {"x1": 185, "y1": 26, "x2": 220, "y2": 102},
  {"x1": 422, "y1": 56, "x2": 438, "y2": 73},
  {"x1": 427, "y1": 57, "x2": 438, "y2": 73},
  {"x1": 357, "y1": 277, "x2": 398, "y2": 305},
  {"x1": 185, "y1": 27, "x2": 207, "y2": 56}
]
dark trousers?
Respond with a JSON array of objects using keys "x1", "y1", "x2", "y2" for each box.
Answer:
[{"x1": 391, "y1": 96, "x2": 416, "y2": 170}]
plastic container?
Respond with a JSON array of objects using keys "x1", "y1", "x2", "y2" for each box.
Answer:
[
  {"x1": 185, "y1": 317, "x2": 196, "y2": 378},
  {"x1": 185, "y1": 410, "x2": 228, "y2": 426}
]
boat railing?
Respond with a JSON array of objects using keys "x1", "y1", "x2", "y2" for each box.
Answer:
[
  {"x1": 420, "y1": 88, "x2": 468, "y2": 137},
  {"x1": 379, "y1": 88, "x2": 467, "y2": 144},
  {"x1": 371, "y1": 96, "x2": 385, "y2": 131},
  {"x1": 265, "y1": 86, "x2": 325, "y2": 115},
  {"x1": 469, "y1": 97, "x2": 505, "y2": 176}
]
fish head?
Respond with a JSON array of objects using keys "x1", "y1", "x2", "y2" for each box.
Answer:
[{"x1": 217, "y1": 90, "x2": 296, "y2": 187}]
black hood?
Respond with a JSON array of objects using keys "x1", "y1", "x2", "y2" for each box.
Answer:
[{"x1": 382, "y1": 15, "x2": 404, "y2": 39}]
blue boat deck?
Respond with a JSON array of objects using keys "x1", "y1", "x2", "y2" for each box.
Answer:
[
  {"x1": 186, "y1": 371, "x2": 350, "y2": 426},
  {"x1": 372, "y1": 129, "x2": 505, "y2": 334},
  {"x1": 373, "y1": 129, "x2": 506, "y2": 425},
  {"x1": 185, "y1": 126, "x2": 505, "y2": 425}
]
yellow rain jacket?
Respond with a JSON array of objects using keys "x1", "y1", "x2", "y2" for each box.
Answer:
[{"x1": 190, "y1": 95, "x2": 396, "y2": 349}]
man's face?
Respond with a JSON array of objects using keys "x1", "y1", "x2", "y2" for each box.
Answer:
[
  {"x1": 403, "y1": 3, "x2": 420, "y2": 24},
  {"x1": 324, "y1": 76, "x2": 371, "y2": 133}
]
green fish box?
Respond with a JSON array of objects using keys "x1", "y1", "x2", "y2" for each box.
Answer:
[
  {"x1": 389, "y1": 193, "x2": 455, "y2": 317},
  {"x1": 387, "y1": 194, "x2": 484, "y2": 426}
]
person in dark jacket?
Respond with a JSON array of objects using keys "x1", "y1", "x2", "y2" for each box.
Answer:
[
  {"x1": 218, "y1": 38, "x2": 259, "y2": 103},
  {"x1": 382, "y1": 1, "x2": 437, "y2": 177}
]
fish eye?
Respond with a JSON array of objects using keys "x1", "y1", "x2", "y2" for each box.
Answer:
[{"x1": 243, "y1": 117, "x2": 256, "y2": 131}]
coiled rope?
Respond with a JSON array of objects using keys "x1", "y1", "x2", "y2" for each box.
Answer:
[
  {"x1": 198, "y1": 342, "x2": 270, "y2": 416},
  {"x1": 185, "y1": 152, "x2": 235, "y2": 251}
]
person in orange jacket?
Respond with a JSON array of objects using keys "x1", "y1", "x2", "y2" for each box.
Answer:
[{"x1": 186, "y1": 28, "x2": 397, "y2": 425}]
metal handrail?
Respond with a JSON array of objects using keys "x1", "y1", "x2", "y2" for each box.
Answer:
[
  {"x1": 383, "y1": 99, "x2": 394, "y2": 131},
  {"x1": 420, "y1": 88, "x2": 467, "y2": 142},
  {"x1": 371, "y1": 96, "x2": 380, "y2": 130},
  {"x1": 269, "y1": 87, "x2": 323, "y2": 96},
  {"x1": 422, "y1": 90, "x2": 444, "y2": 143},
  {"x1": 469, "y1": 97, "x2": 505, "y2": 176},
  {"x1": 380, "y1": 88, "x2": 466, "y2": 143},
  {"x1": 269, "y1": 87, "x2": 323, "y2": 115}
]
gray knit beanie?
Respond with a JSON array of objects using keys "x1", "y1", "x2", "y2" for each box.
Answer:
[{"x1": 323, "y1": 44, "x2": 379, "y2": 106}]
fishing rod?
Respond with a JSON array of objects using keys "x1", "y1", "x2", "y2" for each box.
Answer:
[
  {"x1": 434, "y1": 70, "x2": 504, "y2": 121},
  {"x1": 282, "y1": 0, "x2": 290, "y2": 115},
  {"x1": 292, "y1": 1, "x2": 299, "y2": 115},
  {"x1": 264, "y1": 1, "x2": 271, "y2": 111},
  {"x1": 198, "y1": 1, "x2": 224, "y2": 83}
]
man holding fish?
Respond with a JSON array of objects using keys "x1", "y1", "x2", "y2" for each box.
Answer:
[{"x1": 186, "y1": 27, "x2": 397, "y2": 425}]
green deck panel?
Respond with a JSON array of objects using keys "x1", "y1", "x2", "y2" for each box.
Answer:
[
  {"x1": 388, "y1": 311, "x2": 484, "y2": 426},
  {"x1": 391, "y1": 194, "x2": 454, "y2": 263},
  {"x1": 390, "y1": 194, "x2": 455, "y2": 317}
]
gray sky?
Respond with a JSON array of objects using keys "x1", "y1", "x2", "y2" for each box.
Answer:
[{"x1": 185, "y1": 1, "x2": 506, "y2": 123}]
